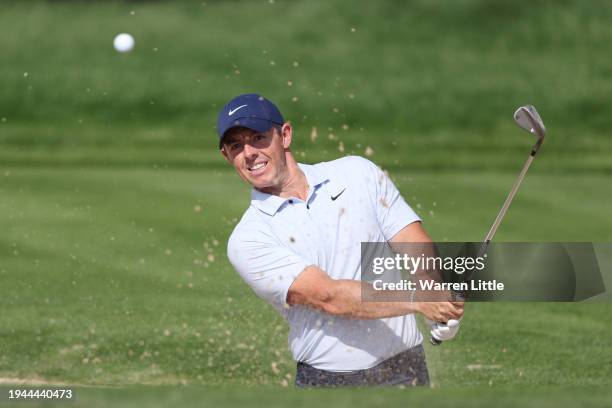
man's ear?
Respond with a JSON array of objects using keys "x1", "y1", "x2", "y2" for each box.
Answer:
[
  {"x1": 281, "y1": 123, "x2": 292, "y2": 149},
  {"x1": 220, "y1": 146, "x2": 232, "y2": 164}
]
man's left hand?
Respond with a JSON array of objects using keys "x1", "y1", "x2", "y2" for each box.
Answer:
[{"x1": 426, "y1": 318, "x2": 461, "y2": 342}]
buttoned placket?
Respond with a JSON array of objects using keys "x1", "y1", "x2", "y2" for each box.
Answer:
[{"x1": 285, "y1": 183, "x2": 327, "y2": 248}]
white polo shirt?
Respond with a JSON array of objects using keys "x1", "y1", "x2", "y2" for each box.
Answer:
[{"x1": 227, "y1": 155, "x2": 422, "y2": 371}]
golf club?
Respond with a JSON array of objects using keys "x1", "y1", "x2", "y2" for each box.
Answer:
[{"x1": 430, "y1": 105, "x2": 547, "y2": 345}]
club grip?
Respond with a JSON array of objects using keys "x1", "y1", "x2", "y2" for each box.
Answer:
[{"x1": 430, "y1": 336, "x2": 442, "y2": 346}]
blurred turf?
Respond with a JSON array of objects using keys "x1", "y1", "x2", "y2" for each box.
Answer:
[
  {"x1": 1, "y1": 0, "x2": 611, "y2": 404},
  {"x1": 2, "y1": 0, "x2": 612, "y2": 171},
  {"x1": 3, "y1": 385, "x2": 612, "y2": 408}
]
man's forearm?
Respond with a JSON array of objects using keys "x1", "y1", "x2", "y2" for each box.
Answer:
[
  {"x1": 325, "y1": 279, "x2": 419, "y2": 319},
  {"x1": 287, "y1": 265, "x2": 462, "y2": 322}
]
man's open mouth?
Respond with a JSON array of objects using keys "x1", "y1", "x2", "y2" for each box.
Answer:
[{"x1": 247, "y1": 161, "x2": 268, "y2": 174}]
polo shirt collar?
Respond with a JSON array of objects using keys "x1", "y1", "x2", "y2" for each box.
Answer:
[
  {"x1": 250, "y1": 163, "x2": 330, "y2": 216},
  {"x1": 298, "y1": 162, "x2": 329, "y2": 190}
]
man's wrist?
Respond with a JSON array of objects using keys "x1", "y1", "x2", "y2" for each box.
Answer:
[{"x1": 410, "y1": 299, "x2": 421, "y2": 315}]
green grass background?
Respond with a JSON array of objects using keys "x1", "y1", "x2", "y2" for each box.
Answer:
[{"x1": 1, "y1": 0, "x2": 611, "y2": 406}]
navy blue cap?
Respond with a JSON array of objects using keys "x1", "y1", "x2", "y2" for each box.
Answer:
[{"x1": 216, "y1": 94, "x2": 284, "y2": 141}]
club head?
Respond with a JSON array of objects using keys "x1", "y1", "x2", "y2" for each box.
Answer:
[{"x1": 514, "y1": 105, "x2": 546, "y2": 140}]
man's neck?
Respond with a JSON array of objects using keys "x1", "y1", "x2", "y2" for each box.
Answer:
[{"x1": 258, "y1": 154, "x2": 309, "y2": 201}]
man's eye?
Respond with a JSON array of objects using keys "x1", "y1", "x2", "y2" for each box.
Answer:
[
  {"x1": 231, "y1": 143, "x2": 242, "y2": 151},
  {"x1": 255, "y1": 135, "x2": 266, "y2": 141}
]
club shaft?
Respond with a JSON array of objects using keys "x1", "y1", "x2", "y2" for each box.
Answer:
[
  {"x1": 483, "y1": 151, "x2": 535, "y2": 244},
  {"x1": 431, "y1": 146, "x2": 539, "y2": 347}
]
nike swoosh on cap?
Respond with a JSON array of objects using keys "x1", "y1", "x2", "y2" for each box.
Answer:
[{"x1": 228, "y1": 104, "x2": 247, "y2": 116}]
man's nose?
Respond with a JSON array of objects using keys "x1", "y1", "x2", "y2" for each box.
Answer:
[{"x1": 243, "y1": 142, "x2": 258, "y2": 158}]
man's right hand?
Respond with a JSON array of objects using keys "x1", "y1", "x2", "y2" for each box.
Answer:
[{"x1": 414, "y1": 301, "x2": 464, "y2": 322}]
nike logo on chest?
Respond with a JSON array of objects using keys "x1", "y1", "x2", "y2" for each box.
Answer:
[{"x1": 331, "y1": 188, "x2": 346, "y2": 201}]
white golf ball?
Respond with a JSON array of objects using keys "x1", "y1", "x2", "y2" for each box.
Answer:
[{"x1": 113, "y1": 33, "x2": 135, "y2": 53}]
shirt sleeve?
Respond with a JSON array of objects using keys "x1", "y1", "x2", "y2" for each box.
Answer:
[
  {"x1": 227, "y1": 225, "x2": 310, "y2": 311},
  {"x1": 359, "y1": 157, "x2": 421, "y2": 240}
]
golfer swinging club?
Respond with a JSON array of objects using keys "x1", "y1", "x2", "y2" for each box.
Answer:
[{"x1": 218, "y1": 94, "x2": 463, "y2": 387}]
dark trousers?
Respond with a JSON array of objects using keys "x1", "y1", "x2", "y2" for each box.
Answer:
[{"x1": 295, "y1": 344, "x2": 430, "y2": 388}]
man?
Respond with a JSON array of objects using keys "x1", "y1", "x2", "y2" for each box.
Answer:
[{"x1": 218, "y1": 93, "x2": 463, "y2": 387}]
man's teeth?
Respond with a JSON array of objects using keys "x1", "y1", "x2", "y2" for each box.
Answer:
[{"x1": 250, "y1": 162, "x2": 267, "y2": 171}]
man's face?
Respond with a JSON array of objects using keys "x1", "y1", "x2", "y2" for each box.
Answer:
[{"x1": 220, "y1": 125, "x2": 291, "y2": 190}]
